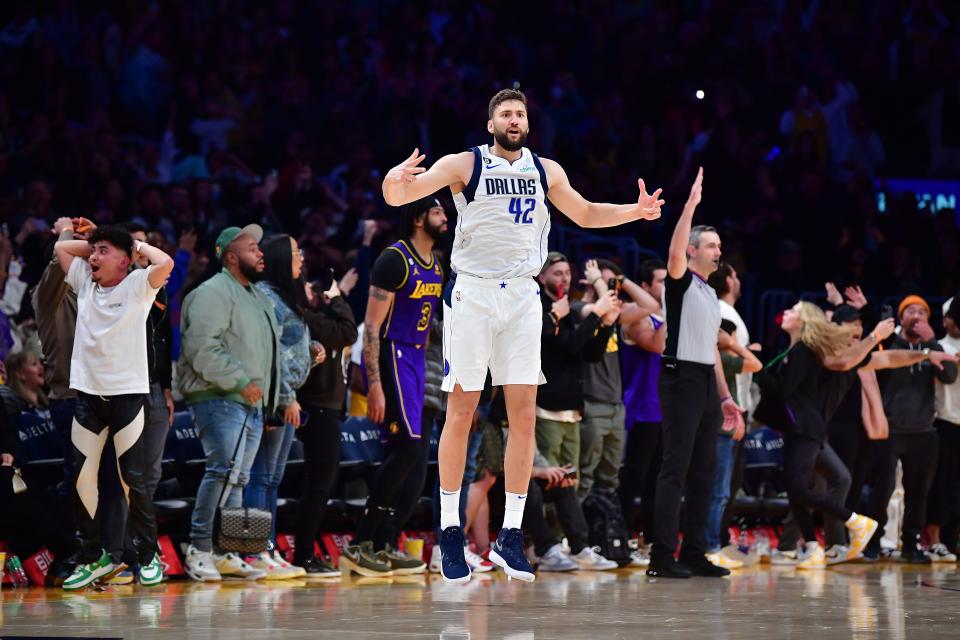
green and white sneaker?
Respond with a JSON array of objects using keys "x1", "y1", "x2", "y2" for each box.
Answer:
[
  {"x1": 139, "y1": 553, "x2": 165, "y2": 586},
  {"x1": 63, "y1": 551, "x2": 124, "y2": 591}
]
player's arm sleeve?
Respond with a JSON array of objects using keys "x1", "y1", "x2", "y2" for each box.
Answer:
[{"x1": 370, "y1": 249, "x2": 409, "y2": 292}]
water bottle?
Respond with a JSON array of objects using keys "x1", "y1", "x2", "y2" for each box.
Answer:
[
  {"x1": 754, "y1": 529, "x2": 771, "y2": 559},
  {"x1": 7, "y1": 556, "x2": 30, "y2": 588}
]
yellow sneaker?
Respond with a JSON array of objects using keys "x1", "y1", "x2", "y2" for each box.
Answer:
[
  {"x1": 845, "y1": 513, "x2": 879, "y2": 561},
  {"x1": 706, "y1": 551, "x2": 744, "y2": 570},
  {"x1": 796, "y1": 542, "x2": 826, "y2": 570}
]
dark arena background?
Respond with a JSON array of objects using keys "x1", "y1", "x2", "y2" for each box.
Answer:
[{"x1": 2, "y1": 1, "x2": 960, "y2": 639}]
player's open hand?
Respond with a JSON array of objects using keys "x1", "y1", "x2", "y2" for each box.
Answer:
[
  {"x1": 686, "y1": 167, "x2": 704, "y2": 208},
  {"x1": 385, "y1": 148, "x2": 427, "y2": 185},
  {"x1": 636, "y1": 178, "x2": 664, "y2": 220}
]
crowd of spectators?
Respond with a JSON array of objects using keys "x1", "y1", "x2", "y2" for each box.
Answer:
[{"x1": 2, "y1": 0, "x2": 960, "y2": 585}]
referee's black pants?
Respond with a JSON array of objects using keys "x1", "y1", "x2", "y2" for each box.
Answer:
[{"x1": 651, "y1": 361, "x2": 721, "y2": 565}]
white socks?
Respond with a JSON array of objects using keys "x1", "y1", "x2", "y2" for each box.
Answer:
[
  {"x1": 440, "y1": 488, "x2": 461, "y2": 530},
  {"x1": 503, "y1": 491, "x2": 527, "y2": 530}
]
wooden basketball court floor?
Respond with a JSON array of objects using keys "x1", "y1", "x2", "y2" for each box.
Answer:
[{"x1": 1, "y1": 564, "x2": 958, "y2": 639}]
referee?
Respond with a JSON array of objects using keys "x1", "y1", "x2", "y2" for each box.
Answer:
[{"x1": 647, "y1": 168, "x2": 744, "y2": 579}]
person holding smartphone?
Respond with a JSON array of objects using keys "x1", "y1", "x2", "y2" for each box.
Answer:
[{"x1": 242, "y1": 234, "x2": 316, "y2": 579}]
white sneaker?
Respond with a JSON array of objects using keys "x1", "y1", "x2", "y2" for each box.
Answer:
[
  {"x1": 771, "y1": 549, "x2": 799, "y2": 566},
  {"x1": 185, "y1": 545, "x2": 222, "y2": 582},
  {"x1": 247, "y1": 551, "x2": 298, "y2": 580},
  {"x1": 271, "y1": 550, "x2": 307, "y2": 578},
  {"x1": 571, "y1": 547, "x2": 617, "y2": 571},
  {"x1": 629, "y1": 548, "x2": 650, "y2": 567},
  {"x1": 825, "y1": 544, "x2": 850, "y2": 566},
  {"x1": 796, "y1": 542, "x2": 826, "y2": 570},
  {"x1": 429, "y1": 545, "x2": 443, "y2": 574},
  {"x1": 464, "y1": 547, "x2": 495, "y2": 573},
  {"x1": 538, "y1": 544, "x2": 579, "y2": 572},
  {"x1": 215, "y1": 552, "x2": 267, "y2": 581},
  {"x1": 927, "y1": 543, "x2": 958, "y2": 563}
]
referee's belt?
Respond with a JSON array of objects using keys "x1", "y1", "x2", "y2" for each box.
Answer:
[{"x1": 660, "y1": 356, "x2": 713, "y2": 371}]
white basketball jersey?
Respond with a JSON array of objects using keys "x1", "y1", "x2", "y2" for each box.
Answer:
[{"x1": 451, "y1": 144, "x2": 550, "y2": 279}]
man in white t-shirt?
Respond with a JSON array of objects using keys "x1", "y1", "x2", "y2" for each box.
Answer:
[
  {"x1": 55, "y1": 224, "x2": 174, "y2": 590},
  {"x1": 927, "y1": 296, "x2": 960, "y2": 561}
]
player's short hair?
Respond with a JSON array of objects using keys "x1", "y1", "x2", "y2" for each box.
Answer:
[
  {"x1": 638, "y1": 258, "x2": 667, "y2": 286},
  {"x1": 400, "y1": 196, "x2": 441, "y2": 238},
  {"x1": 689, "y1": 225, "x2": 718, "y2": 248},
  {"x1": 707, "y1": 261, "x2": 735, "y2": 297},
  {"x1": 488, "y1": 89, "x2": 527, "y2": 119},
  {"x1": 88, "y1": 225, "x2": 134, "y2": 258}
]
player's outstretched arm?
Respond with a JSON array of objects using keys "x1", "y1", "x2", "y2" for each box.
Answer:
[
  {"x1": 541, "y1": 158, "x2": 664, "y2": 228},
  {"x1": 381, "y1": 148, "x2": 474, "y2": 206},
  {"x1": 667, "y1": 167, "x2": 703, "y2": 279}
]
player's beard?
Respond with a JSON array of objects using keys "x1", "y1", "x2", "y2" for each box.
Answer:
[
  {"x1": 493, "y1": 126, "x2": 528, "y2": 152},
  {"x1": 424, "y1": 219, "x2": 447, "y2": 241}
]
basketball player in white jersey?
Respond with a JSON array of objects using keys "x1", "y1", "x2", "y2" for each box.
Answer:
[{"x1": 382, "y1": 88, "x2": 664, "y2": 583}]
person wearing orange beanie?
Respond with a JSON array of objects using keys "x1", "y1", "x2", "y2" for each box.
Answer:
[{"x1": 860, "y1": 295, "x2": 959, "y2": 562}]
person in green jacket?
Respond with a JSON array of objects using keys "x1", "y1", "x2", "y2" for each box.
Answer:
[{"x1": 178, "y1": 223, "x2": 282, "y2": 582}]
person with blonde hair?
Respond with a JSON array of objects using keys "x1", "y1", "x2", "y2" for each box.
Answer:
[{"x1": 774, "y1": 301, "x2": 892, "y2": 569}]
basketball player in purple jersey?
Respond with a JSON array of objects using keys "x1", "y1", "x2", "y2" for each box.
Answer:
[
  {"x1": 381, "y1": 88, "x2": 664, "y2": 583},
  {"x1": 338, "y1": 196, "x2": 447, "y2": 577}
]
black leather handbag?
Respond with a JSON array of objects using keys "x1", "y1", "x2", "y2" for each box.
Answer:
[{"x1": 212, "y1": 409, "x2": 272, "y2": 554}]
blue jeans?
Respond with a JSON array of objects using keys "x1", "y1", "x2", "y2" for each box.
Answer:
[
  {"x1": 244, "y1": 423, "x2": 295, "y2": 544},
  {"x1": 189, "y1": 400, "x2": 263, "y2": 551},
  {"x1": 706, "y1": 436, "x2": 736, "y2": 552}
]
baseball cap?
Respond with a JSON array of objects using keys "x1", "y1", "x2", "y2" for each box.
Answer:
[
  {"x1": 544, "y1": 251, "x2": 568, "y2": 267},
  {"x1": 832, "y1": 304, "x2": 862, "y2": 325},
  {"x1": 214, "y1": 224, "x2": 264, "y2": 262}
]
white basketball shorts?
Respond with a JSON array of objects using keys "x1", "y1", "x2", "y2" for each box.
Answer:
[{"x1": 441, "y1": 272, "x2": 547, "y2": 392}]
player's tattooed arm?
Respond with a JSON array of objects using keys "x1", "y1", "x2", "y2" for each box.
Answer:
[
  {"x1": 363, "y1": 285, "x2": 395, "y2": 387},
  {"x1": 363, "y1": 323, "x2": 381, "y2": 384},
  {"x1": 364, "y1": 285, "x2": 395, "y2": 423}
]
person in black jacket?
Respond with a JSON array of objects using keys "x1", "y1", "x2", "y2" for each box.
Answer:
[
  {"x1": 292, "y1": 275, "x2": 358, "y2": 577},
  {"x1": 534, "y1": 252, "x2": 620, "y2": 570},
  {"x1": 775, "y1": 301, "x2": 891, "y2": 568},
  {"x1": 866, "y1": 295, "x2": 959, "y2": 562},
  {"x1": 125, "y1": 224, "x2": 175, "y2": 501}
]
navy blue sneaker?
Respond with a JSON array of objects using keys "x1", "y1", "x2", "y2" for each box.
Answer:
[
  {"x1": 489, "y1": 528, "x2": 535, "y2": 582},
  {"x1": 439, "y1": 526, "x2": 471, "y2": 584}
]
